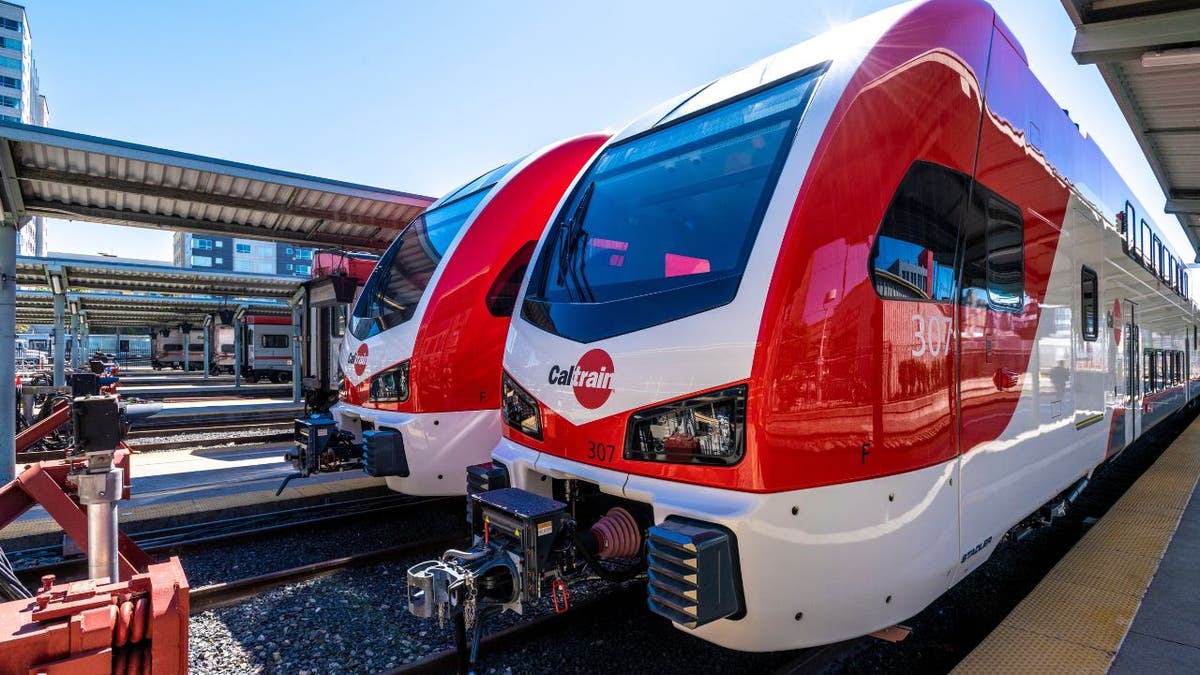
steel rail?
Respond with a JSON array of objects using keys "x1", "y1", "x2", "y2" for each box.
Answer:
[
  {"x1": 188, "y1": 536, "x2": 468, "y2": 615},
  {"x1": 386, "y1": 585, "x2": 647, "y2": 675},
  {"x1": 13, "y1": 495, "x2": 462, "y2": 585}
]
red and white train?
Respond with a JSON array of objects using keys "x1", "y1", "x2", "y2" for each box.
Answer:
[
  {"x1": 333, "y1": 133, "x2": 609, "y2": 495},
  {"x1": 410, "y1": 0, "x2": 1200, "y2": 653},
  {"x1": 152, "y1": 317, "x2": 293, "y2": 381}
]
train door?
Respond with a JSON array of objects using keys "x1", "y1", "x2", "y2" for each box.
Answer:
[
  {"x1": 317, "y1": 307, "x2": 332, "y2": 389},
  {"x1": 1123, "y1": 301, "x2": 1139, "y2": 447}
]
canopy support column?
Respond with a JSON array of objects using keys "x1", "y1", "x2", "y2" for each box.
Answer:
[
  {"x1": 53, "y1": 292, "x2": 65, "y2": 387},
  {"x1": 0, "y1": 221, "x2": 14, "y2": 482},
  {"x1": 233, "y1": 312, "x2": 243, "y2": 389},
  {"x1": 292, "y1": 304, "x2": 302, "y2": 403}
]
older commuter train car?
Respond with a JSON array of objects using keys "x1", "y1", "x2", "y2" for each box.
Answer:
[
  {"x1": 408, "y1": 0, "x2": 1199, "y2": 653},
  {"x1": 333, "y1": 133, "x2": 609, "y2": 495}
]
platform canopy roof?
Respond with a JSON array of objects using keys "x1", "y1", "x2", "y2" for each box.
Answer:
[
  {"x1": 18, "y1": 254, "x2": 303, "y2": 300},
  {"x1": 15, "y1": 289, "x2": 289, "y2": 328},
  {"x1": 1061, "y1": 0, "x2": 1200, "y2": 255},
  {"x1": 0, "y1": 121, "x2": 436, "y2": 252}
]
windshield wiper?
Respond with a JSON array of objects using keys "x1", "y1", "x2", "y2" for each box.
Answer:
[{"x1": 555, "y1": 181, "x2": 596, "y2": 302}]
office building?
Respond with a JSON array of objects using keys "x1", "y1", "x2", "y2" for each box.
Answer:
[
  {"x1": 0, "y1": 1, "x2": 50, "y2": 256},
  {"x1": 172, "y1": 232, "x2": 315, "y2": 277}
]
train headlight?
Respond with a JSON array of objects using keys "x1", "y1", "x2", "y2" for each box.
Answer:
[
  {"x1": 338, "y1": 375, "x2": 349, "y2": 401},
  {"x1": 625, "y1": 385, "x2": 746, "y2": 465},
  {"x1": 370, "y1": 361, "x2": 410, "y2": 403},
  {"x1": 501, "y1": 373, "x2": 542, "y2": 440}
]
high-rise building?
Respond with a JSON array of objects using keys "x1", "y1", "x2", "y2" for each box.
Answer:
[
  {"x1": 0, "y1": 1, "x2": 49, "y2": 257},
  {"x1": 172, "y1": 232, "x2": 314, "y2": 278}
]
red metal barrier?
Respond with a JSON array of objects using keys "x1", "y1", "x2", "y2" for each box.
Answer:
[
  {"x1": 0, "y1": 451, "x2": 190, "y2": 673},
  {"x1": 0, "y1": 558, "x2": 189, "y2": 674},
  {"x1": 15, "y1": 400, "x2": 70, "y2": 454},
  {"x1": 0, "y1": 450, "x2": 151, "y2": 579}
]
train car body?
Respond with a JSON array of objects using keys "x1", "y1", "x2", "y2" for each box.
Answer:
[
  {"x1": 333, "y1": 133, "x2": 609, "y2": 496},
  {"x1": 212, "y1": 325, "x2": 236, "y2": 373},
  {"x1": 152, "y1": 325, "x2": 236, "y2": 372},
  {"x1": 151, "y1": 328, "x2": 205, "y2": 370},
  {"x1": 242, "y1": 315, "x2": 294, "y2": 382},
  {"x1": 474, "y1": 0, "x2": 1198, "y2": 652}
]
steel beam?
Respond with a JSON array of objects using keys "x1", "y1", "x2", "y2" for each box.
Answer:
[
  {"x1": 53, "y1": 292, "x2": 64, "y2": 386},
  {"x1": 233, "y1": 315, "x2": 242, "y2": 388},
  {"x1": 1071, "y1": 8, "x2": 1200, "y2": 64},
  {"x1": 19, "y1": 167, "x2": 408, "y2": 230},
  {"x1": 203, "y1": 314, "x2": 211, "y2": 381},
  {"x1": 292, "y1": 304, "x2": 302, "y2": 403},
  {"x1": 0, "y1": 221, "x2": 13, "y2": 482},
  {"x1": 1166, "y1": 198, "x2": 1200, "y2": 215},
  {"x1": 22, "y1": 200, "x2": 388, "y2": 251}
]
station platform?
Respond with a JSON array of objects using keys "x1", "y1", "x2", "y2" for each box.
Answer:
[
  {"x1": 119, "y1": 374, "x2": 236, "y2": 385},
  {"x1": 119, "y1": 382, "x2": 292, "y2": 399},
  {"x1": 1, "y1": 443, "x2": 386, "y2": 546},
  {"x1": 153, "y1": 398, "x2": 303, "y2": 416},
  {"x1": 955, "y1": 417, "x2": 1200, "y2": 673}
]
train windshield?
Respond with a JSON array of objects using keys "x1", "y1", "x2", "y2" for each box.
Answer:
[
  {"x1": 522, "y1": 68, "x2": 823, "y2": 343},
  {"x1": 349, "y1": 161, "x2": 518, "y2": 340}
]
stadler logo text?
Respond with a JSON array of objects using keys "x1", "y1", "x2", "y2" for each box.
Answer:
[
  {"x1": 549, "y1": 349, "x2": 615, "y2": 409},
  {"x1": 352, "y1": 342, "x2": 369, "y2": 377}
]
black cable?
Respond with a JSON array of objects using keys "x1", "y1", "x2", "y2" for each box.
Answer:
[{"x1": 0, "y1": 545, "x2": 32, "y2": 601}]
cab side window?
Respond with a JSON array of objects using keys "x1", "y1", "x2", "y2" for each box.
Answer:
[
  {"x1": 961, "y1": 186, "x2": 1024, "y2": 312},
  {"x1": 870, "y1": 161, "x2": 968, "y2": 303}
]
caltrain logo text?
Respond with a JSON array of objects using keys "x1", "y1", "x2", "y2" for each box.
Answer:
[
  {"x1": 548, "y1": 349, "x2": 615, "y2": 409},
  {"x1": 352, "y1": 343, "x2": 369, "y2": 377}
]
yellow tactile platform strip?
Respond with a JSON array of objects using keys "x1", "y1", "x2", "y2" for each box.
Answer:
[
  {"x1": 0, "y1": 476, "x2": 386, "y2": 541},
  {"x1": 954, "y1": 419, "x2": 1200, "y2": 674}
]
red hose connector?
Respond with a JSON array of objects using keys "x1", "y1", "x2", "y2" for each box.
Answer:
[{"x1": 590, "y1": 507, "x2": 641, "y2": 559}]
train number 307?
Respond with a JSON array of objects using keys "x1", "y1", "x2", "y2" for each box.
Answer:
[
  {"x1": 912, "y1": 313, "x2": 953, "y2": 357},
  {"x1": 586, "y1": 440, "x2": 617, "y2": 463}
]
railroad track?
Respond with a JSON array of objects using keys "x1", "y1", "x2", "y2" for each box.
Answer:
[
  {"x1": 189, "y1": 536, "x2": 468, "y2": 615},
  {"x1": 11, "y1": 494, "x2": 461, "y2": 585},
  {"x1": 387, "y1": 585, "x2": 647, "y2": 675},
  {"x1": 124, "y1": 421, "x2": 293, "y2": 441},
  {"x1": 129, "y1": 409, "x2": 300, "y2": 432},
  {"x1": 124, "y1": 421, "x2": 295, "y2": 452}
]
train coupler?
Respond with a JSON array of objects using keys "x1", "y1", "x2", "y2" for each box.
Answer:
[
  {"x1": 277, "y1": 413, "x2": 364, "y2": 495},
  {"x1": 407, "y1": 474, "x2": 647, "y2": 626}
]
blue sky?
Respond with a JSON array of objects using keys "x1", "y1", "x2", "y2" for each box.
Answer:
[{"x1": 20, "y1": 0, "x2": 1189, "y2": 261}]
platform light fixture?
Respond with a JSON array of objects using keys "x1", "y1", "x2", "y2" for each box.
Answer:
[
  {"x1": 1141, "y1": 47, "x2": 1200, "y2": 68},
  {"x1": 69, "y1": 299, "x2": 79, "y2": 315}
]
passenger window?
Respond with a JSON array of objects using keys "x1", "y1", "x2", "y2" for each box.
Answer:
[
  {"x1": 1123, "y1": 201, "x2": 1136, "y2": 254},
  {"x1": 331, "y1": 305, "x2": 346, "y2": 338},
  {"x1": 870, "y1": 161, "x2": 968, "y2": 303},
  {"x1": 1144, "y1": 350, "x2": 1154, "y2": 393},
  {"x1": 1081, "y1": 266, "x2": 1098, "y2": 341},
  {"x1": 1141, "y1": 221, "x2": 1152, "y2": 267}
]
